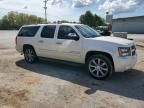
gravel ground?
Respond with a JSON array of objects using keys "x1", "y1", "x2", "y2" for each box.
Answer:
[{"x1": 0, "y1": 31, "x2": 144, "y2": 108}]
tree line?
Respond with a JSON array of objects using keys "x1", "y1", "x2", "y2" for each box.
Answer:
[
  {"x1": 0, "y1": 11, "x2": 45, "y2": 30},
  {"x1": 0, "y1": 11, "x2": 106, "y2": 30}
]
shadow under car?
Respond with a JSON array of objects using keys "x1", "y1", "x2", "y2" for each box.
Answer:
[{"x1": 16, "y1": 59, "x2": 144, "y2": 101}]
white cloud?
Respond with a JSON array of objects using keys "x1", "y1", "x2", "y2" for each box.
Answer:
[
  {"x1": 48, "y1": 0, "x2": 99, "y2": 8},
  {"x1": 49, "y1": 0, "x2": 62, "y2": 5},
  {"x1": 0, "y1": 0, "x2": 4, "y2": 4},
  {"x1": 0, "y1": 0, "x2": 98, "y2": 8},
  {"x1": 99, "y1": 0, "x2": 144, "y2": 14},
  {"x1": 72, "y1": 0, "x2": 95, "y2": 8}
]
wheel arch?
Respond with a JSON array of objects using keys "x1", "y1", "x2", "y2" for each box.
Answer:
[
  {"x1": 85, "y1": 51, "x2": 114, "y2": 69},
  {"x1": 23, "y1": 44, "x2": 35, "y2": 52}
]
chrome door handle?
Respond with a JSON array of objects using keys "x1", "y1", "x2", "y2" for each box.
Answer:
[
  {"x1": 56, "y1": 42, "x2": 62, "y2": 45},
  {"x1": 39, "y1": 40, "x2": 44, "y2": 43}
]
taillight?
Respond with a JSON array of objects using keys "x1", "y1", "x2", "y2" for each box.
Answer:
[{"x1": 15, "y1": 36, "x2": 17, "y2": 45}]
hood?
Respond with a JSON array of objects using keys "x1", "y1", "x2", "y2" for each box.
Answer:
[{"x1": 90, "y1": 36, "x2": 134, "y2": 46}]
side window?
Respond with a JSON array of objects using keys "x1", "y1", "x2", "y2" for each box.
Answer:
[
  {"x1": 41, "y1": 25, "x2": 56, "y2": 38},
  {"x1": 18, "y1": 26, "x2": 40, "y2": 37},
  {"x1": 58, "y1": 26, "x2": 77, "y2": 39}
]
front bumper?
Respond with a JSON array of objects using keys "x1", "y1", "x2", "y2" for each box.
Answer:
[{"x1": 114, "y1": 54, "x2": 137, "y2": 72}]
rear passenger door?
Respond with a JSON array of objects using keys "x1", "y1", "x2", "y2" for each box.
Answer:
[{"x1": 37, "y1": 25, "x2": 57, "y2": 58}]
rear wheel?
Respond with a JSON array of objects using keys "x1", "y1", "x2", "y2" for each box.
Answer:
[
  {"x1": 87, "y1": 54, "x2": 114, "y2": 80},
  {"x1": 23, "y1": 47, "x2": 37, "y2": 64}
]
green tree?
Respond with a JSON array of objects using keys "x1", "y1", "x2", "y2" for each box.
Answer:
[
  {"x1": 0, "y1": 11, "x2": 45, "y2": 30},
  {"x1": 0, "y1": 16, "x2": 10, "y2": 29},
  {"x1": 80, "y1": 11, "x2": 94, "y2": 27},
  {"x1": 93, "y1": 14, "x2": 106, "y2": 27},
  {"x1": 79, "y1": 11, "x2": 106, "y2": 27}
]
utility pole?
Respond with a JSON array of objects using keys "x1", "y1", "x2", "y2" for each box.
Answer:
[{"x1": 44, "y1": 0, "x2": 48, "y2": 23}]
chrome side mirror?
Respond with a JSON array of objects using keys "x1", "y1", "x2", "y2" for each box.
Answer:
[
  {"x1": 68, "y1": 33, "x2": 77, "y2": 37},
  {"x1": 68, "y1": 33, "x2": 79, "y2": 41}
]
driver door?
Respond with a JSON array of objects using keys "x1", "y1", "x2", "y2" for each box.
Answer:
[{"x1": 55, "y1": 25, "x2": 83, "y2": 63}]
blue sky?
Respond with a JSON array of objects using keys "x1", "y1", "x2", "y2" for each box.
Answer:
[{"x1": 0, "y1": 0, "x2": 144, "y2": 22}]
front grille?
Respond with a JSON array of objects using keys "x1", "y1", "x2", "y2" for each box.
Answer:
[
  {"x1": 132, "y1": 51, "x2": 136, "y2": 56},
  {"x1": 131, "y1": 45, "x2": 135, "y2": 50},
  {"x1": 131, "y1": 45, "x2": 136, "y2": 56}
]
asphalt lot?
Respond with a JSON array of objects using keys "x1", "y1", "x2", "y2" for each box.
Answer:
[{"x1": 0, "y1": 30, "x2": 144, "y2": 108}]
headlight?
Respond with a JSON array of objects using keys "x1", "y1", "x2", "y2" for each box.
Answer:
[{"x1": 118, "y1": 47, "x2": 131, "y2": 57}]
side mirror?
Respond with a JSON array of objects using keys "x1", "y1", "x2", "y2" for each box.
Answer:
[
  {"x1": 100, "y1": 31, "x2": 111, "y2": 36},
  {"x1": 68, "y1": 33, "x2": 79, "y2": 41}
]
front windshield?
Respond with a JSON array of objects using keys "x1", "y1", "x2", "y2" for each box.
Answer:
[{"x1": 75, "y1": 25, "x2": 100, "y2": 38}]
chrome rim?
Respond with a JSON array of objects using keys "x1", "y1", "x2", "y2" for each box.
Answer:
[
  {"x1": 24, "y1": 49, "x2": 34, "y2": 62},
  {"x1": 89, "y1": 58, "x2": 109, "y2": 78}
]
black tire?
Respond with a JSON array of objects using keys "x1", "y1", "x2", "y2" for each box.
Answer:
[
  {"x1": 86, "y1": 54, "x2": 114, "y2": 80},
  {"x1": 23, "y1": 46, "x2": 38, "y2": 64}
]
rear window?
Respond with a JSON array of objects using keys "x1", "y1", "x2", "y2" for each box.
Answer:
[{"x1": 18, "y1": 26, "x2": 40, "y2": 37}]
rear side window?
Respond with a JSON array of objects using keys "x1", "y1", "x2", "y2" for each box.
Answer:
[
  {"x1": 41, "y1": 25, "x2": 56, "y2": 38},
  {"x1": 18, "y1": 26, "x2": 40, "y2": 37}
]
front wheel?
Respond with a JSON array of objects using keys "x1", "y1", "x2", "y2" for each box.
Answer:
[{"x1": 87, "y1": 54, "x2": 114, "y2": 80}]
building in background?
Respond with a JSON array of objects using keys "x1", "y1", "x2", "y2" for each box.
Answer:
[
  {"x1": 112, "y1": 16, "x2": 144, "y2": 34},
  {"x1": 106, "y1": 12, "x2": 113, "y2": 24}
]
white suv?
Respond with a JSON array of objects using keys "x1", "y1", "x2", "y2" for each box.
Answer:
[{"x1": 16, "y1": 24, "x2": 137, "y2": 80}]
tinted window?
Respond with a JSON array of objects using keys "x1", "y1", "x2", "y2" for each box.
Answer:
[
  {"x1": 18, "y1": 26, "x2": 40, "y2": 37},
  {"x1": 41, "y1": 25, "x2": 56, "y2": 38},
  {"x1": 75, "y1": 25, "x2": 100, "y2": 38},
  {"x1": 58, "y1": 26, "x2": 77, "y2": 39}
]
